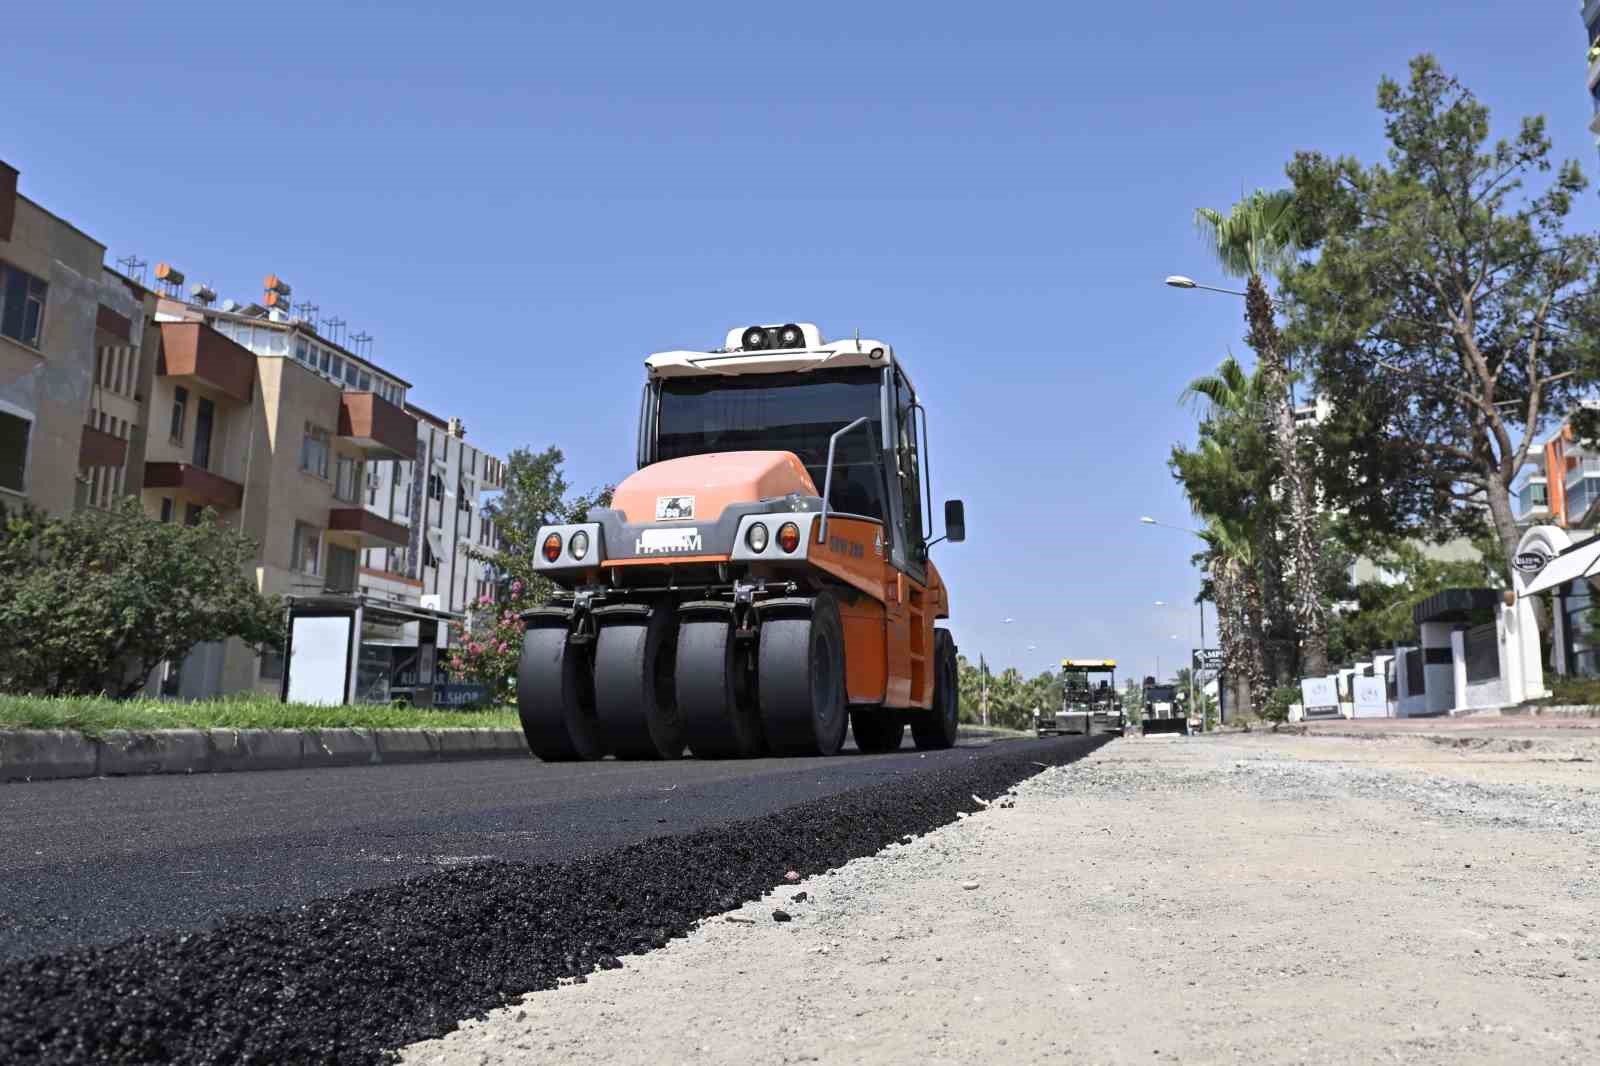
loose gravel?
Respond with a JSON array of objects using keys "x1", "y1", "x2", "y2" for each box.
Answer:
[
  {"x1": 400, "y1": 732, "x2": 1600, "y2": 1066},
  {"x1": 0, "y1": 737, "x2": 1105, "y2": 1066}
]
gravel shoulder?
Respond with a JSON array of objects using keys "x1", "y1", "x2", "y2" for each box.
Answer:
[{"x1": 402, "y1": 733, "x2": 1600, "y2": 1066}]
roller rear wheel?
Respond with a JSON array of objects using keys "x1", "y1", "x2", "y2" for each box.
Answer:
[
  {"x1": 851, "y1": 706, "x2": 904, "y2": 753},
  {"x1": 758, "y1": 592, "x2": 848, "y2": 756},
  {"x1": 517, "y1": 622, "x2": 605, "y2": 762},
  {"x1": 594, "y1": 605, "x2": 685, "y2": 760},
  {"x1": 912, "y1": 628, "x2": 960, "y2": 751},
  {"x1": 678, "y1": 619, "x2": 765, "y2": 758}
]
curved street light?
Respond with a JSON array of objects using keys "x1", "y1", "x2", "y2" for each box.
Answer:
[{"x1": 1164, "y1": 274, "x2": 1247, "y2": 297}]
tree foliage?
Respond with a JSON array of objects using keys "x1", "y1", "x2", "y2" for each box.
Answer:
[
  {"x1": 955, "y1": 655, "x2": 1061, "y2": 731},
  {"x1": 1284, "y1": 54, "x2": 1600, "y2": 573},
  {"x1": 452, "y1": 445, "x2": 613, "y2": 692},
  {"x1": 1195, "y1": 189, "x2": 1329, "y2": 675},
  {"x1": 0, "y1": 500, "x2": 282, "y2": 698},
  {"x1": 1327, "y1": 539, "x2": 1500, "y2": 665}
]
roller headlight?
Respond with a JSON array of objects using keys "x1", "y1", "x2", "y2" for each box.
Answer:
[
  {"x1": 778, "y1": 522, "x2": 801, "y2": 553},
  {"x1": 746, "y1": 522, "x2": 769, "y2": 553},
  {"x1": 542, "y1": 532, "x2": 563, "y2": 562},
  {"x1": 569, "y1": 529, "x2": 590, "y2": 561},
  {"x1": 741, "y1": 326, "x2": 768, "y2": 351},
  {"x1": 777, "y1": 323, "x2": 803, "y2": 348}
]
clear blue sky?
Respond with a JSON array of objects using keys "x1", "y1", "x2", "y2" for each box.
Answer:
[{"x1": 9, "y1": 2, "x2": 1599, "y2": 682}]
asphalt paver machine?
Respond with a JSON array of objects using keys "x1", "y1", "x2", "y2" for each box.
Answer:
[
  {"x1": 517, "y1": 322, "x2": 967, "y2": 761},
  {"x1": 1038, "y1": 659, "x2": 1124, "y2": 737}
]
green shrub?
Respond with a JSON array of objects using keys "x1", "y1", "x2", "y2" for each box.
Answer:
[{"x1": 1260, "y1": 685, "x2": 1300, "y2": 727}]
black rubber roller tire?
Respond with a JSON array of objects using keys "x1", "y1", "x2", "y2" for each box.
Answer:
[
  {"x1": 851, "y1": 706, "x2": 904, "y2": 753},
  {"x1": 517, "y1": 623, "x2": 606, "y2": 762},
  {"x1": 758, "y1": 591, "x2": 849, "y2": 756},
  {"x1": 912, "y1": 628, "x2": 960, "y2": 751},
  {"x1": 678, "y1": 619, "x2": 765, "y2": 758},
  {"x1": 594, "y1": 606, "x2": 685, "y2": 760}
]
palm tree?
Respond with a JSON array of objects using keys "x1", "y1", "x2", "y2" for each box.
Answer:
[
  {"x1": 1195, "y1": 190, "x2": 1326, "y2": 676},
  {"x1": 1179, "y1": 355, "x2": 1295, "y2": 684},
  {"x1": 1200, "y1": 515, "x2": 1269, "y2": 716}
]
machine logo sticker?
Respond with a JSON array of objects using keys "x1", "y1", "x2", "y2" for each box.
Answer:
[
  {"x1": 656, "y1": 496, "x2": 695, "y2": 521},
  {"x1": 874, "y1": 530, "x2": 884, "y2": 557},
  {"x1": 637, "y1": 528, "x2": 703, "y2": 554}
]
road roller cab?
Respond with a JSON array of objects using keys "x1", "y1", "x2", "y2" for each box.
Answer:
[{"x1": 518, "y1": 322, "x2": 966, "y2": 761}]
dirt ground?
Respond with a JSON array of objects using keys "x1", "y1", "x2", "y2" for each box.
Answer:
[{"x1": 400, "y1": 730, "x2": 1600, "y2": 1065}]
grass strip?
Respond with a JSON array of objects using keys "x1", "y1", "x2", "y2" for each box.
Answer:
[{"x1": 0, "y1": 694, "x2": 518, "y2": 737}]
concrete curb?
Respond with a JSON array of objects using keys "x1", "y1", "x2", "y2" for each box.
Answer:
[
  {"x1": 0, "y1": 722, "x2": 1015, "y2": 785},
  {"x1": 0, "y1": 727, "x2": 530, "y2": 784}
]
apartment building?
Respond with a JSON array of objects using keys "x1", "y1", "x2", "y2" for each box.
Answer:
[
  {"x1": 1508, "y1": 411, "x2": 1600, "y2": 530},
  {"x1": 1509, "y1": 409, "x2": 1600, "y2": 676},
  {"x1": 359, "y1": 404, "x2": 506, "y2": 615},
  {"x1": 0, "y1": 160, "x2": 155, "y2": 517},
  {"x1": 143, "y1": 283, "x2": 420, "y2": 697},
  {"x1": 140, "y1": 278, "x2": 505, "y2": 696},
  {"x1": 1584, "y1": 2, "x2": 1600, "y2": 163}
]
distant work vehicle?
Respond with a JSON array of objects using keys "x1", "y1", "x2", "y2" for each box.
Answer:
[
  {"x1": 1140, "y1": 677, "x2": 1189, "y2": 736},
  {"x1": 1037, "y1": 659, "x2": 1124, "y2": 737},
  {"x1": 517, "y1": 322, "x2": 967, "y2": 761}
]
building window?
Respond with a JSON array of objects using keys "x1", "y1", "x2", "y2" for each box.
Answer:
[
  {"x1": 170, "y1": 386, "x2": 189, "y2": 442},
  {"x1": 318, "y1": 348, "x2": 331, "y2": 374},
  {"x1": 300, "y1": 422, "x2": 331, "y2": 479},
  {"x1": 334, "y1": 454, "x2": 361, "y2": 503},
  {"x1": 458, "y1": 477, "x2": 474, "y2": 512},
  {"x1": 0, "y1": 263, "x2": 48, "y2": 349},
  {"x1": 159, "y1": 497, "x2": 174, "y2": 523},
  {"x1": 358, "y1": 371, "x2": 372, "y2": 391},
  {"x1": 1519, "y1": 482, "x2": 1549, "y2": 513},
  {"x1": 428, "y1": 468, "x2": 445, "y2": 502},
  {"x1": 292, "y1": 521, "x2": 322, "y2": 575},
  {"x1": 344, "y1": 361, "x2": 359, "y2": 387},
  {"x1": 0, "y1": 409, "x2": 31, "y2": 493}
]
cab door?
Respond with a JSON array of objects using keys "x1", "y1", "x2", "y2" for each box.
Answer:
[{"x1": 882, "y1": 368, "x2": 934, "y2": 708}]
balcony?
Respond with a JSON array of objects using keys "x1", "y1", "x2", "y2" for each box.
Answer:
[
  {"x1": 338, "y1": 392, "x2": 417, "y2": 461},
  {"x1": 329, "y1": 507, "x2": 409, "y2": 548},
  {"x1": 143, "y1": 462, "x2": 244, "y2": 510},
  {"x1": 79, "y1": 424, "x2": 128, "y2": 469},
  {"x1": 157, "y1": 322, "x2": 255, "y2": 405}
]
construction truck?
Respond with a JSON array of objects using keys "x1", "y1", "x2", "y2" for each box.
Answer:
[
  {"x1": 1037, "y1": 659, "x2": 1124, "y2": 737},
  {"x1": 516, "y1": 323, "x2": 966, "y2": 761},
  {"x1": 1140, "y1": 677, "x2": 1189, "y2": 736}
]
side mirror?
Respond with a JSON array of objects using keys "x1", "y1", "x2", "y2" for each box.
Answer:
[{"x1": 944, "y1": 499, "x2": 966, "y2": 543}]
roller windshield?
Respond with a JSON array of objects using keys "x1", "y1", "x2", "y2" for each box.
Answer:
[{"x1": 655, "y1": 369, "x2": 887, "y2": 518}]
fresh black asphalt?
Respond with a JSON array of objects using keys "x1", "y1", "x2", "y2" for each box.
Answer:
[
  {"x1": 0, "y1": 733, "x2": 1107, "y2": 1065},
  {"x1": 0, "y1": 734, "x2": 1091, "y2": 962}
]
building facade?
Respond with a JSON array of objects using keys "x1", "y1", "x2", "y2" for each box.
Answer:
[
  {"x1": 3, "y1": 157, "x2": 509, "y2": 699},
  {"x1": 138, "y1": 281, "x2": 503, "y2": 697},
  {"x1": 1, "y1": 159, "x2": 158, "y2": 518},
  {"x1": 1510, "y1": 409, "x2": 1600, "y2": 677},
  {"x1": 360, "y1": 405, "x2": 506, "y2": 616},
  {"x1": 1585, "y1": 2, "x2": 1600, "y2": 164},
  {"x1": 138, "y1": 290, "x2": 417, "y2": 697}
]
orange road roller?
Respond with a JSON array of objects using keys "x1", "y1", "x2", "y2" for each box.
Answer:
[{"x1": 517, "y1": 322, "x2": 966, "y2": 760}]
